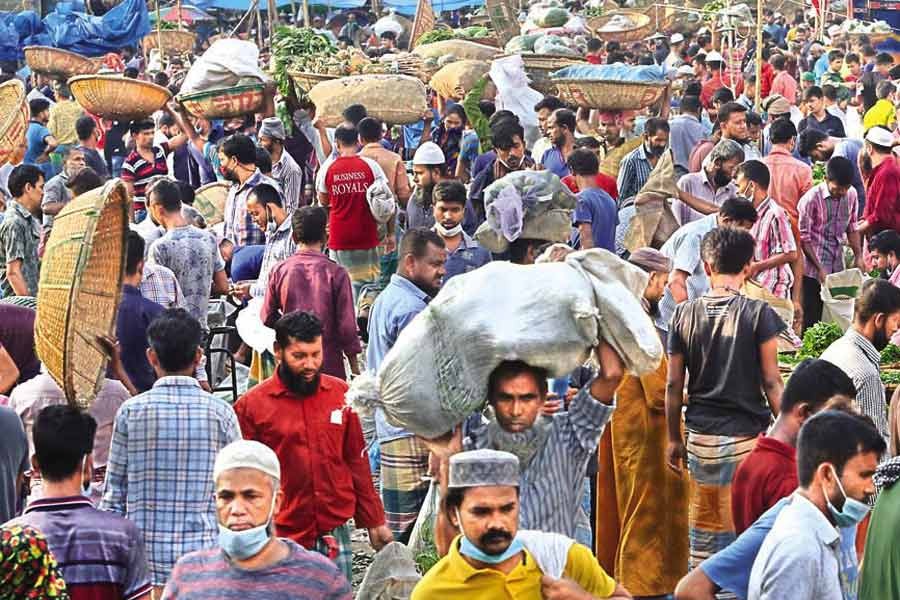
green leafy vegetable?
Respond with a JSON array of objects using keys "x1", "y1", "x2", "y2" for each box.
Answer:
[
  {"x1": 270, "y1": 26, "x2": 336, "y2": 98},
  {"x1": 882, "y1": 344, "x2": 900, "y2": 365},
  {"x1": 811, "y1": 162, "x2": 826, "y2": 185},
  {"x1": 881, "y1": 370, "x2": 900, "y2": 385},
  {"x1": 799, "y1": 322, "x2": 843, "y2": 359},
  {"x1": 416, "y1": 29, "x2": 456, "y2": 45}
]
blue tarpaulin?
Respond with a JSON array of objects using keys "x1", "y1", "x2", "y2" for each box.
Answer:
[
  {"x1": 0, "y1": 0, "x2": 150, "y2": 61},
  {"x1": 381, "y1": 0, "x2": 482, "y2": 16},
  {"x1": 193, "y1": 0, "x2": 481, "y2": 15}
]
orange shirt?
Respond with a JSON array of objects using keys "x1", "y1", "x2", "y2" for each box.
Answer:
[{"x1": 762, "y1": 146, "x2": 813, "y2": 222}]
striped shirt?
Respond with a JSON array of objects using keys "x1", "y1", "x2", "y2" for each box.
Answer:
[
  {"x1": 821, "y1": 330, "x2": 888, "y2": 445},
  {"x1": 750, "y1": 198, "x2": 797, "y2": 299},
  {"x1": 656, "y1": 214, "x2": 718, "y2": 332},
  {"x1": 100, "y1": 376, "x2": 242, "y2": 586},
  {"x1": 251, "y1": 217, "x2": 296, "y2": 298},
  {"x1": 674, "y1": 169, "x2": 740, "y2": 226},
  {"x1": 121, "y1": 143, "x2": 170, "y2": 209},
  {"x1": 465, "y1": 381, "x2": 615, "y2": 539},
  {"x1": 616, "y1": 143, "x2": 654, "y2": 205},
  {"x1": 162, "y1": 539, "x2": 351, "y2": 599},
  {"x1": 271, "y1": 150, "x2": 304, "y2": 214},
  {"x1": 798, "y1": 183, "x2": 858, "y2": 280},
  {"x1": 12, "y1": 496, "x2": 152, "y2": 600}
]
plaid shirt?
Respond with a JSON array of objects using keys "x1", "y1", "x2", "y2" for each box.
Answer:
[
  {"x1": 798, "y1": 183, "x2": 858, "y2": 280},
  {"x1": 223, "y1": 170, "x2": 278, "y2": 248},
  {"x1": 251, "y1": 217, "x2": 296, "y2": 298},
  {"x1": 0, "y1": 200, "x2": 40, "y2": 297},
  {"x1": 750, "y1": 198, "x2": 797, "y2": 299},
  {"x1": 100, "y1": 376, "x2": 241, "y2": 586},
  {"x1": 616, "y1": 143, "x2": 654, "y2": 205},
  {"x1": 140, "y1": 262, "x2": 184, "y2": 309}
]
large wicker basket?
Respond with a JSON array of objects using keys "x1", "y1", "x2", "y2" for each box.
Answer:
[
  {"x1": 513, "y1": 54, "x2": 586, "y2": 96},
  {"x1": 587, "y1": 10, "x2": 654, "y2": 43},
  {"x1": 24, "y1": 46, "x2": 98, "y2": 81},
  {"x1": 69, "y1": 74, "x2": 172, "y2": 121},
  {"x1": 0, "y1": 80, "x2": 28, "y2": 167},
  {"x1": 178, "y1": 83, "x2": 266, "y2": 119},
  {"x1": 142, "y1": 29, "x2": 197, "y2": 55},
  {"x1": 35, "y1": 179, "x2": 129, "y2": 409},
  {"x1": 193, "y1": 181, "x2": 230, "y2": 226},
  {"x1": 288, "y1": 71, "x2": 339, "y2": 96},
  {"x1": 554, "y1": 78, "x2": 669, "y2": 110}
]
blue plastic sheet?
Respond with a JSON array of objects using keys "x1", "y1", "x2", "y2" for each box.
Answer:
[
  {"x1": 551, "y1": 63, "x2": 668, "y2": 82},
  {"x1": 381, "y1": 0, "x2": 482, "y2": 15}
]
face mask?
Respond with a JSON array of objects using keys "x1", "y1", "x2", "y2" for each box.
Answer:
[
  {"x1": 498, "y1": 155, "x2": 522, "y2": 171},
  {"x1": 81, "y1": 455, "x2": 92, "y2": 499},
  {"x1": 823, "y1": 465, "x2": 870, "y2": 527},
  {"x1": 435, "y1": 221, "x2": 463, "y2": 237},
  {"x1": 455, "y1": 509, "x2": 524, "y2": 564},
  {"x1": 218, "y1": 496, "x2": 276, "y2": 560}
]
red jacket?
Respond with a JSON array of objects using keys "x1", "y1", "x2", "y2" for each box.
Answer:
[{"x1": 235, "y1": 371, "x2": 385, "y2": 547}]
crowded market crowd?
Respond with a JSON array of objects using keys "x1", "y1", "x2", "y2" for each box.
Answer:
[{"x1": 3, "y1": 2, "x2": 900, "y2": 599}]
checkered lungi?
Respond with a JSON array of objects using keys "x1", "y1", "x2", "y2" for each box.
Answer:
[
  {"x1": 315, "y1": 522, "x2": 354, "y2": 582},
  {"x1": 331, "y1": 248, "x2": 380, "y2": 303},
  {"x1": 380, "y1": 436, "x2": 430, "y2": 543}
]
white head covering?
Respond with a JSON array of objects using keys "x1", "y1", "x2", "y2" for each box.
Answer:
[
  {"x1": 705, "y1": 50, "x2": 724, "y2": 63},
  {"x1": 865, "y1": 126, "x2": 895, "y2": 148},
  {"x1": 259, "y1": 117, "x2": 286, "y2": 141},
  {"x1": 413, "y1": 141, "x2": 445, "y2": 165},
  {"x1": 448, "y1": 449, "x2": 520, "y2": 488},
  {"x1": 671, "y1": 33, "x2": 685, "y2": 45},
  {"x1": 214, "y1": 440, "x2": 281, "y2": 482}
]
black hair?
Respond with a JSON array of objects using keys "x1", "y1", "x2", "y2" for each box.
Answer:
[
  {"x1": 534, "y1": 96, "x2": 566, "y2": 113},
  {"x1": 147, "y1": 308, "x2": 203, "y2": 372},
  {"x1": 797, "y1": 410, "x2": 885, "y2": 487},
  {"x1": 826, "y1": 156, "x2": 854, "y2": 187},
  {"x1": 250, "y1": 182, "x2": 282, "y2": 208},
  {"x1": 606, "y1": 51, "x2": 626, "y2": 64},
  {"x1": 644, "y1": 117, "x2": 670, "y2": 136},
  {"x1": 844, "y1": 51, "x2": 859, "y2": 64},
  {"x1": 746, "y1": 111, "x2": 762, "y2": 127},
  {"x1": 822, "y1": 84, "x2": 838, "y2": 102},
  {"x1": 828, "y1": 49, "x2": 845, "y2": 62},
  {"x1": 876, "y1": 51, "x2": 894, "y2": 65},
  {"x1": 399, "y1": 227, "x2": 445, "y2": 260},
  {"x1": 508, "y1": 238, "x2": 541, "y2": 264},
  {"x1": 443, "y1": 103, "x2": 468, "y2": 126},
  {"x1": 158, "y1": 112, "x2": 176, "y2": 128},
  {"x1": 8, "y1": 164, "x2": 44, "y2": 198},
  {"x1": 342, "y1": 104, "x2": 368, "y2": 126},
  {"x1": 123, "y1": 66, "x2": 139, "y2": 79},
  {"x1": 252, "y1": 147, "x2": 271, "y2": 175},
  {"x1": 66, "y1": 167, "x2": 101, "y2": 196},
  {"x1": 855, "y1": 278, "x2": 900, "y2": 324},
  {"x1": 797, "y1": 129, "x2": 828, "y2": 158},
  {"x1": 274, "y1": 310, "x2": 323, "y2": 347},
  {"x1": 782, "y1": 359, "x2": 857, "y2": 413},
  {"x1": 33, "y1": 405, "x2": 97, "y2": 482},
  {"x1": 769, "y1": 118, "x2": 797, "y2": 145},
  {"x1": 587, "y1": 38, "x2": 602, "y2": 52},
  {"x1": 148, "y1": 179, "x2": 181, "y2": 213},
  {"x1": 574, "y1": 136, "x2": 601, "y2": 150},
  {"x1": 334, "y1": 125, "x2": 359, "y2": 148},
  {"x1": 700, "y1": 226, "x2": 755, "y2": 275},
  {"x1": 380, "y1": 30, "x2": 397, "y2": 41},
  {"x1": 357, "y1": 117, "x2": 383, "y2": 143},
  {"x1": 684, "y1": 82, "x2": 702, "y2": 97},
  {"x1": 638, "y1": 53, "x2": 655, "y2": 66},
  {"x1": 717, "y1": 101, "x2": 747, "y2": 124},
  {"x1": 770, "y1": 53, "x2": 786, "y2": 70},
  {"x1": 153, "y1": 71, "x2": 170, "y2": 87},
  {"x1": 175, "y1": 180, "x2": 195, "y2": 206},
  {"x1": 432, "y1": 180, "x2": 467, "y2": 206},
  {"x1": 75, "y1": 115, "x2": 97, "y2": 141},
  {"x1": 221, "y1": 134, "x2": 257, "y2": 165},
  {"x1": 566, "y1": 148, "x2": 599, "y2": 176},
  {"x1": 491, "y1": 119, "x2": 525, "y2": 151},
  {"x1": 125, "y1": 230, "x2": 145, "y2": 276},
  {"x1": 680, "y1": 95, "x2": 702, "y2": 115},
  {"x1": 28, "y1": 98, "x2": 50, "y2": 116},
  {"x1": 869, "y1": 230, "x2": 900, "y2": 258},
  {"x1": 478, "y1": 100, "x2": 495, "y2": 119},
  {"x1": 489, "y1": 109, "x2": 517, "y2": 128},
  {"x1": 443, "y1": 485, "x2": 520, "y2": 518},
  {"x1": 803, "y1": 85, "x2": 824, "y2": 101},
  {"x1": 487, "y1": 360, "x2": 548, "y2": 403},
  {"x1": 292, "y1": 205, "x2": 328, "y2": 244},
  {"x1": 737, "y1": 159, "x2": 771, "y2": 189},
  {"x1": 711, "y1": 87, "x2": 735, "y2": 105},
  {"x1": 129, "y1": 119, "x2": 155, "y2": 135},
  {"x1": 552, "y1": 108, "x2": 576, "y2": 133}
]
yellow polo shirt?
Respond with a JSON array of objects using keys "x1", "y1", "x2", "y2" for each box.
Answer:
[
  {"x1": 863, "y1": 98, "x2": 897, "y2": 132},
  {"x1": 410, "y1": 535, "x2": 617, "y2": 600}
]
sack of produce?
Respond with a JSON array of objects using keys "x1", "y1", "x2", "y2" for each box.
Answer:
[
  {"x1": 347, "y1": 249, "x2": 662, "y2": 439},
  {"x1": 821, "y1": 268, "x2": 865, "y2": 331},
  {"x1": 412, "y1": 39, "x2": 499, "y2": 61},
  {"x1": 529, "y1": 5, "x2": 571, "y2": 28},
  {"x1": 181, "y1": 39, "x2": 269, "y2": 94},
  {"x1": 355, "y1": 542, "x2": 421, "y2": 600},
  {"x1": 308, "y1": 74, "x2": 428, "y2": 127},
  {"x1": 533, "y1": 34, "x2": 582, "y2": 57},
  {"x1": 504, "y1": 33, "x2": 543, "y2": 54},
  {"x1": 429, "y1": 59, "x2": 490, "y2": 99},
  {"x1": 623, "y1": 150, "x2": 679, "y2": 251}
]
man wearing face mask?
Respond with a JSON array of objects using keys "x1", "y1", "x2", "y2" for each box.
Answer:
[
  {"x1": 672, "y1": 139, "x2": 744, "y2": 226},
  {"x1": 690, "y1": 102, "x2": 760, "y2": 173},
  {"x1": 821, "y1": 279, "x2": 900, "y2": 446},
  {"x1": 235, "y1": 312, "x2": 391, "y2": 581},
  {"x1": 431, "y1": 180, "x2": 490, "y2": 282},
  {"x1": 748, "y1": 410, "x2": 885, "y2": 600},
  {"x1": 616, "y1": 118, "x2": 671, "y2": 206},
  {"x1": 259, "y1": 117, "x2": 304, "y2": 214},
  {"x1": 11, "y1": 405, "x2": 153, "y2": 600},
  {"x1": 163, "y1": 440, "x2": 352, "y2": 599},
  {"x1": 412, "y1": 449, "x2": 631, "y2": 599},
  {"x1": 406, "y1": 142, "x2": 446, "y2": 230},
  {"x1": 234, "y1": 183, "x2": 294, "y2": 300}
]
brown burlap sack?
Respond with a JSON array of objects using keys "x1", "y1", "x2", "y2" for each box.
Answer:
[
  {"x1": 623, "y1": 150, "x2": 680, "y2": 251},
  {"x1": 429, "y1": 60, "x2": 491, "y2": 100},
  {"x1": 412, "y1": 39, "x2": 500, "y2": 61},
  {"x1": 308, "y1": 74, "x2": 428, "y2": 127}
]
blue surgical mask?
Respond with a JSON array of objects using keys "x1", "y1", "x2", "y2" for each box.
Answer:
[
  {"x1": 218, "y1": 498, "x2": 276, "y2": 560},
  {"x1": 455, "y1": 509, "x2": 524, "y2": 564},
  {"x1": 823, "y1": 465, "x2": 870, "y2": 527}
]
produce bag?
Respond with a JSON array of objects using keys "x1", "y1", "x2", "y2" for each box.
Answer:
[
  {"x1": 528, "y1": 4, "x2": 571, "y2": 28},
  {"x1": 181, "y1": 39, "x2": 269, "y2": 95},
  {"x1": 742, "y1": 280, "x2": 800, "y2": 351},
  {"x1": 412, "y1": 39, "x2": 500, "y2": 61},
  {"x1": 489, "y1": 55, "x2": 544, "y2": 146},
  {"x1": 821, "y1": 268, "x2": 865, "y2": 332},
  {"x1": 355, "y1": 542, "x2": 421, "y2": 600},
  {"x1": 407, "y1": 481, "x2": 440, "y2": 560},
  {"x1": 551, "y1": 63, "x2": 668, "y2": 82},
  {"x1": 429, "y1": 60, "x2": 491, "y2": 99},
  {"x1": 533, "y1": 34, "x2": 581, "y2": 57},
  {"x1": 308, "y1": 74, "x2": 428, "y2": 127},
  {"x1": 348, "y1": 249, "x2": 663, "y2": 439},
  {"x1": 504, "y1": 33, "x2": 543, "y2": 53}
]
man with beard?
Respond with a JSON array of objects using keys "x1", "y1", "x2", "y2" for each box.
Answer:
[
  {"x1": 411, "y1": 450, "x2": 631, "y2": 599},
  {"x1": 533, "y1": 96, "x2": 567, "y2": 171},
  {"x1": 234, "y1": 311, "x2": 391, "y2": 581},
  {"x1": 672, "y1": 139, "x2": 744, "y2": 226},
  {"x1": 690, "y1": 102, "x2": 759, "y2": 176},
  {"x1": 855, "y1": 127, "x2": 900, "y2": 239},
  {"x1": 367, "y1": 228, "x2": 447, "y2": 543},
  {"x1": 821, "y1": 279, "x2": 900, "y2": 446},
  {"x1": 539, "y1": 108, "x2": 577, "y2": 178},
  {"x1": 406, "y1": 142, "x2": 445, "y2": 230},
  {"x1": 616, "y1": 118, "x2": 671, "y2": 206},
  {"x1": 40, "y1": 146, "x2": 85, "y2": 247},
  {"x1": 431, "y1": 180, "x2": 490, "y2": 281}
]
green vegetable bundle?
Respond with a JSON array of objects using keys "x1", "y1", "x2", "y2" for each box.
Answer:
[
  {"x1": 701, "y1": 0, "x2": 726, "y2": 23},
  {"x1": 882, "y1": 370, "x2": 900, "y2": 386},
  {"x1": 271, "y1": 26, "x2": 336, "y2": 98},
  {"x1": 811, "y1": 162, "x2": 826, "y2": 185},
  {"x1": 799, "y1": 321, "x2": 843, "y2": 359},
  {"x1": 416, "y1": 29, "x2": 456, "y2": 46},
  {"x1": 882, "y1": 344, "x2": 900, "y2": 365},
  {"x1": 456, "y1": 26, "x2": 491, "y2": 38}
]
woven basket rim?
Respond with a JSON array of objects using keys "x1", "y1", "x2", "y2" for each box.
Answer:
[
  {"x1": 68, "y1": 73, "x2": 173, "y2": 94},
  {"x1": 287, "y1": 70, "x2": 341, "y2": 79},
  {"x1": 177, "y1": 82, "x2": 266, "y2": 102},
  {"x1": 0, "y1": 79, "x2": 26, "y2": 144},
  {"x1": 589, "y1": 9, "x2": 652, "y2": 29},
  {"x1": 552, "y1": 77, "x2": 669, "y2": 87},
  {"x1": 24, "y1": 45, "x2": 96, "y2": 63}
]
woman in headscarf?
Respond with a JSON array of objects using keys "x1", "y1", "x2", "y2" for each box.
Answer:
[
  {"x1": 0, "y1": 524, "x2": 69, "y2": 599},
  {"x1": 431, "y1": 103, "x2": 469, "y2": 177}
]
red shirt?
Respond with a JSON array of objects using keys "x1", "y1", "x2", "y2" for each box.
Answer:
[
  {"x1": 760, "y1": 62, "x2": 774, "y2": 99},
  {"x1": 731, "y1": 435, "x2": 798, "y2": 534},
  {"x1": 863, "y1": 157, "x2": 900, "y2": 234},
  {"x1": 586, "y1": 55, "x2": 602, "y2": 64},
  {"x1": 318, "y1": 155, "x2": 381, "y2": 250},
  {"x1": 234, "y1": 371, "x2": 385, "y2": 548},
  {"x1": 700, "y1": 71, "x2": 743, "y2": 109},
  {"x1": 562, "y1": 173, "x2": 619, "y2": 200}
]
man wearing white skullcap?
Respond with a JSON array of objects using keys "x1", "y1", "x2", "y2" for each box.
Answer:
[
  {"x1": 407, "y1": 141, "x2": 447, "y2": 229},
  {"x1": 410, "y1": 449, "x2": 631, "y2": 599},
  {"x1": 162, "y1": 440, "x2": 352, "y2": 599}
]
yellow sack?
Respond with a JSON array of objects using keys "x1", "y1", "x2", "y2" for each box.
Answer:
[
  {"x1": 308, "y1": 74, "x2": 428, "y2": 127},
  {"x1": 412, "y1": 39, "x2": 500, "y2": 61}
]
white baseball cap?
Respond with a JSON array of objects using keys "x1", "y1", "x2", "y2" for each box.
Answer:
[
  {"x1": 671, "y1": 33, "x2": 685, "y2": 44},
  {"x1": 865, "y1": 126, "x2": 896, "y2": 148},
  {"x1": 705, "y1": 50, "x2": 724, "y2": 63},
  {"x1": 413, "y1": 141, "x2": 446, "y2": 165}
]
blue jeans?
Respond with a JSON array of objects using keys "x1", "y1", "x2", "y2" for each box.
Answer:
[{"x1": 110, "y1": 156, "x2": 124, "y2": 178}]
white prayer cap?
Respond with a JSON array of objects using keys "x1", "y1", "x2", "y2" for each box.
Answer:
[
  {"x1": 214, "y1": 440, "x2": 281, "y2": 482},
  {"x1": 448, "y1": 449, "x2": 520, "y2": 489},
  {"x1": 677, "y1": 64, "x2": 694, "y2": 76},
  {"x1": 865, "y1": 126, "x2": 896, "y2": 148},
  {"x1": 705, "y1": 50, "x2": 724, "y2": 63},
  {"x1": 671, "y1": 33, "x2": 685, "y2": 44},
  {"x1": 413, "y1": 141, "x2": 445, "y2": 165}
]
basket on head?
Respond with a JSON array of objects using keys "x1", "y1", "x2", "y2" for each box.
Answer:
[
  {"x1": 587, "y1": 10, "x2": 653, "y2": 43},
  {"x1": 193, "y1": 181, "x2": 230, "y2": 226},
  {"x1": 515, "y1": 54, "x2": 586, "y2": 96},
  {"x1": 553, "y1": 78, "x2": 668, "y2": 110},
  {"x1": 288, "y1": 71, "x2": 339, "y2": 96},
  {"x1": 178, "y1": 83, "x2": 266, "y2": 119},
  {"x1": 0, "y1": 80, "x2": 28, "y2": 167},
  {"x1": 24, "y1": 46, "x2": 99, "y2": 81},
  {"x1": 68, "y1": 74, "x2": 172, "y2": 121},
  {"x1": 143, "y1": 29, "x2": 197, "y2": 55},
  {"x1": 35, "y1": 179, "x2": 129, "y2": 410}
]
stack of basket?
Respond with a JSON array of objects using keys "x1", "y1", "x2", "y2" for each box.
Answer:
[
  {"x1": 587, "y1": 10, "x2": 653, "y2": 43},
  {"x1": 69, "y1": 74, "x2": 172, "y2": 121},
  {"x1": 24, "y1": 46, "x2": 99, "y2": 81},
  {"x1": 0, "y1": 80, "x2": 28, "y2": 166}
]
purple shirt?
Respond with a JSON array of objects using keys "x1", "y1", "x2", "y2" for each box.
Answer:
[
  {"x1": 261, "y1": 250, "x2": 361, "y2": 380},
  {"x1": 0, "y1": 303, "x2": 39, "y2": 383},
  {"x1": 798, "y1": 182, "x2": 858, "y2": 279}
]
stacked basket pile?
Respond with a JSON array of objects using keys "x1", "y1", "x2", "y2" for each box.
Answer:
[{"x1": 0, "y1": 80, "x2": 28, "y2": 166}]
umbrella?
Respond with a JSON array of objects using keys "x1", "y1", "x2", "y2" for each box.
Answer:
[{"x1": 151, "y1": 4, "x2": 216, "y2": 23}]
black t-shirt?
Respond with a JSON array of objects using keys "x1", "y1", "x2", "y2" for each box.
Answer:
[
  {"x1": 668, "y1": 294, "x2": 786, "y2": 436},
  {"x1": 798, "y1": 112, "x2": 846, "y2": 138},
  {"x1": 104, "y1": 121, "x2": 129, "y2": 163}
]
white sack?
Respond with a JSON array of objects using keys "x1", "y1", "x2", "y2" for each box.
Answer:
[{"x1": 181, "y1": 39, "x2": 269, "y2": 94}]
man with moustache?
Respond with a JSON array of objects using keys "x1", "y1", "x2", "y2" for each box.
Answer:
[
  {"x1": 234, "y1": 311, "x2": 392, "y2": 581},
  {"x1": 406, "y1": 142, "x2": 446, "y2": 230}
]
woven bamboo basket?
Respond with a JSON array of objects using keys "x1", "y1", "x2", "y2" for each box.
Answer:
[
  {"x1": 515, "y1": 54, "x2": 586, "y2": 96},
  {"x1": 24, "y1": 46, "x2": 99, "y2": 80},
  {"x1": 35, "y1": 179, "x2": 129, "y2": 409},
  {"x1": 587, "y1": 10, "x2": 653, "y2": 43},
  {"x1": 193, "y1": 181, "x2": 230, "y2": 226},
  {"x1": 288, "y1": 71, "x2": 339, "y2": 96},
  {"x1": 142, "y1": 29, "x2": 197, "y2": 55},
  {"x1": 0, "y1": 80, "x2": 28, "y2": 167},
  {"x1": 178, "y1": 83, "x2": 266, "y2": 119},
  {"x1": 69, "y1": 74, "x2": 172, "y2": 121},
  {"x1": 554, "y1": 78, "x2": 669, "y2": 110}
]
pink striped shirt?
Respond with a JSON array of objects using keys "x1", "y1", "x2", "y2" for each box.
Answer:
[
  {"x1": 797, "y1": 182, "x2": 858, "y2": 280},
  {"x1": 751, "y1": 198, "x2": 797, "y2": 298}
]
